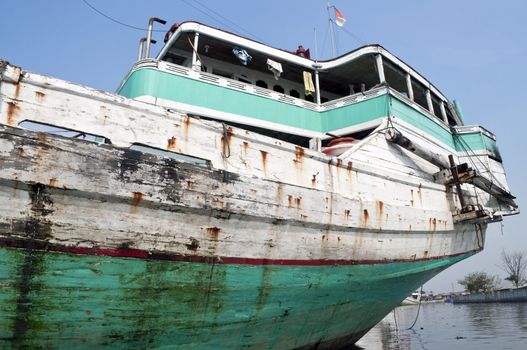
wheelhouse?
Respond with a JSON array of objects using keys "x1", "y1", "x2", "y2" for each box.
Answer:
[{"x1": 118, "y1": 21, "x2": 463, "y2": 148}]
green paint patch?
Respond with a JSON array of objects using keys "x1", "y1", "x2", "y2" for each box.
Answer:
[
  {"x1": 0, "y1": 246, "x2": 472, "y2": 349},
  {"x1": 119, "y1": 68, "x2": 494, "y2": 153}
]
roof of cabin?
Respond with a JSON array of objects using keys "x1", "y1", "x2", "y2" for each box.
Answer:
[{"x1": 157, "y1": 21, "x2": 449, "y2": 102}]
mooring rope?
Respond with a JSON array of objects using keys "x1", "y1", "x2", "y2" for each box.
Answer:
[{"x1": 407, "y1": 285, "x2": 423, "y2": 330}]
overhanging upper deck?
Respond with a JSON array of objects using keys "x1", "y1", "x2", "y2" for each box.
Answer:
[{"x1": 153, "y1": 21, "x2": 461, "y2": 126}]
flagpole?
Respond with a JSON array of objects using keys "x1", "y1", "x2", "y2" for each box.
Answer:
[{"x1": 327, "y1": 1, "x2": 336, "y2": 57}]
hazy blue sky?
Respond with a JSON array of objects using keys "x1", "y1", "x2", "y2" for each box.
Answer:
[{"x1": 2, "y1": 0, "x2": 525, "y2": 292}]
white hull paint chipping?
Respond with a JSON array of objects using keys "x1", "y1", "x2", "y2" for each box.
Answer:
[{"x1": 0, "y1": 62, "x2": 491, "y2": 264}]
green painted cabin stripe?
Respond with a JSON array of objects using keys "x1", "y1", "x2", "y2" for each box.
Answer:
[
  {"x1": 0, "y1": 246, "x2": 472, "y2": 349},
  {"x1": 118, "y1": 68, "x2": 497, "y2": 153}
]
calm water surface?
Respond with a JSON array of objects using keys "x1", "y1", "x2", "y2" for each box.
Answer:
[{"x1": 354, "y1": 302, "x2": 527, "y2": 350}]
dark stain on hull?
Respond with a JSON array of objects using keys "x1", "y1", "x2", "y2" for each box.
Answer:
[
  {"x1": 114, "y1": 149, "x2": 142, "y2": 181},
  {"x1": 186, "y1": 237, "x2": 200, "y2": 251},
  {"x1": 28, "y1": 183, "x2": 54, "y2": 217},
  {"x1": 212, "y1": 169, "x2": 239, "y2": 184},
  {"x1": 11, "y1": 249, "x2": 45, "y2": 346}
]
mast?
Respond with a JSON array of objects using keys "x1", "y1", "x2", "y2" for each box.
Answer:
[{"x1": 327, "y1": 1, "x2": 337, "y2": 57}]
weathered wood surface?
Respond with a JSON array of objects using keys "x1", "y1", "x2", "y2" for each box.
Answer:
[
  {"x1": 0, "y1": 123, "x2": 481, "y2": 261},
  {"x1": 0, "y1": 61, "x2": 503, "y2": 349}
]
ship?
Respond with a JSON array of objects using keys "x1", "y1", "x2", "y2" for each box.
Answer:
[{"x1": 0, "y1": 19, "x2": 518, "y2": 349}]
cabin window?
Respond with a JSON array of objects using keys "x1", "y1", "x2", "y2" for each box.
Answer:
[
  {"x1": 273, "y1": 85, "x2": 285, "y2": 93},
  {"x1": 256, "y1": 80, "x2": 268, "y2": 88},
  {"x1": 411, "y1": 79, "x2": 429, "y2": 111},
  {"x1": 289, "y1": 89, "x2": 300, "y2": 98},
  {"x1": 383, "y1": 60, "x2": 408, "y2": 96},
  {"x1": 130, "y1": 144, "x2": 210, "y2": 167},
  {"x1": 431, "y1": 94, "x2": 444, "y2": 121},
  {"x1": 446, "y1": 106, "x2": 458, "y2": 126},
  {"x1": 18, "y1": 120, "x2": 110, "y2": 144}
]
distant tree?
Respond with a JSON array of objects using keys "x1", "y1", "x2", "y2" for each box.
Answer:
[
  {"x1": 457, "y1": 272, "x2": 498, "y2": 293},
  {"x1": 500, "y1": 250, "x2": 527, "y2": 288}
]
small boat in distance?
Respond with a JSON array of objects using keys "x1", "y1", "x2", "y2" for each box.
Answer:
[{"x1": 0, "y1": 18, "x2": 518, "y2": 349}]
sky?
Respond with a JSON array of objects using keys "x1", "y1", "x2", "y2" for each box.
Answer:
[{"x1": 2, "y1": 0, "x2": 526, "y2": 293}]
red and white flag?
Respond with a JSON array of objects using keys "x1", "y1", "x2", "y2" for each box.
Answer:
[{"x1": 334, "y1": 7, "x2": 346, "y2": 27}]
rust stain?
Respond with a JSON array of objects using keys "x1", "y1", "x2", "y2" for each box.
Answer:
[
  {"x1": 295, "y1": 197, "x2": 301, "y2": 209},
  {"x1": 186, "y1": 180, "x2": 195, "y2": 189},
  {"x1": 344, "y1": 209, "x2": 351, "y2": 222},
  {"x1": 183, "y1": 114, "x2": 192, "y2": 140},
  {"x1": 336, "y1": 159, "x2": 343, "y2": 167},
  {"x1": 167, "y1": 136, "x2": 177, "y2": 150},
  {"x1": 431, "y1": 218, "x2": 437, "y2": 232},
  {"x1": 363, "y1": 209, "x2": 369, "y2": 226},
  {"x1": 14, "y1": 80, "x2": 21, "y2": 98},
  {"x1": 6, "y1": 102, "x2": 20, "y2": 126},
  {"x1": 311, "y1": 174, "x2": 317, "y2": 187},
  {"x1": 287, "y1": 195, "x2": 293, "y2": 208},
  {"x1": 206, "y1": 227, "x2": 221, "y2": 240},
  {"x1": 242, "y1": 141, "x2": 249, "y2": 154},
  {"x1": 417, "y1": 184, "x2": 423, "y2": 206},
  {"x1": 346, "y1": 161, "x2": 353, "y2": 183},
  {"x1": 410, "y1": 199, "x2": 414, "y2": 207},
  {"x1": 48, "y1": 178, "x2": 58, "y2": 187},
  {"x1": 131, "y1": 192, "x2": 143, "y2": 206},
  {"x1": 260, "y1": 150, "x2": 268, "y2": 175},
  {"x1": 377, "y1": 201, "x2": 384, "y2": 214},
  {"x1": 37, "y1": 132, "x2": 48, "y2": 143},
  {"x1": 212, "y1": 198, "x2": 224, "y2": 208},
  {"x1": 424, "y1": 250, "x2": 429, "y2": 257},
  {"x1": 220, "y1": 127, "x2": 234, "y2": 155},
  {"x1": 293, "y1": 146, "x2": 304, "y2": 165},
  {"x1": 35, "y1": 91, "x2": 45, "y2": 103},
  {"x1": 16, "y1": 147, "x2": 24, "y2": 157}
]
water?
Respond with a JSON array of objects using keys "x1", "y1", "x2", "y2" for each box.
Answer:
[{"x1": 354, "y1": 302, "x2": 527, "y2": 350}]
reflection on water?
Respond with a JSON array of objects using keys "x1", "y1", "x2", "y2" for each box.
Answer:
[{"x1": 354, "y1": 302, "x2": 527, "y2": 350}]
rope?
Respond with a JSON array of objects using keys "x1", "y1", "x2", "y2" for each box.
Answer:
[
  {"x1": 451, "y1": 129, "x2": 511, "y2": 207},
  {"x1": 81, "y1": 0, "x2": 166, "y2": 32},
  {"x1": 186, "y1": 35, "x2": 204, "y2": 68},
  {"x1": 183, "y1": 0, "x2": 264, "y2": 42},
  {"x1": 407, "y1": 286, "x2": 423, "y2": 330}
]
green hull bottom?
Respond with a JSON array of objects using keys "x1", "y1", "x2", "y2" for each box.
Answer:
[{"x1": 0, "y1": 247, "x2": 470, "y2": 349}]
